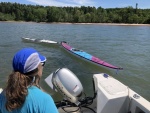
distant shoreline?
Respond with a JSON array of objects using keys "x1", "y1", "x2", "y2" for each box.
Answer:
[{"x1": 0, "y1": 21, "x2": 150, "y2": 26}]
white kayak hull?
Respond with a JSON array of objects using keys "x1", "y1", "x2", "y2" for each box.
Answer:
[{"x1": 22, "y1": 37, "x2": 58, "y2": 44}]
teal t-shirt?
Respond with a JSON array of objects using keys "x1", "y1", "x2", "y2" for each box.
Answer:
[{"x1": 0, "y1": 86, "x2": 58, "y2": 113}]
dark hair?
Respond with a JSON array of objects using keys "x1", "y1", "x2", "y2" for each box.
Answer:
[{"x1": 5, "y1": 68, "x2": 38, "y2": 111}]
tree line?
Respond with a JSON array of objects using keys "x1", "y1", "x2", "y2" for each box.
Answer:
[{"x1": 0, "y1": 2, "x2": 150, "y2": 24}]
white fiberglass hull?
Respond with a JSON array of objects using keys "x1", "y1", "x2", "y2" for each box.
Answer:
[
  {"x1": 22, "y1": 37, "x2": 58, "y2": 44},
  {"x1": 58, "y1": 73, "x2": 150, "y2": 113}
]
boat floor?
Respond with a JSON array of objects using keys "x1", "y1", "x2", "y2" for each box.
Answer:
[{"x1": 58, "y1": 99, "x2": 97, "y2": 113}]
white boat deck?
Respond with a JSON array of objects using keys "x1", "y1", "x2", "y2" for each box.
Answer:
[
  {"x1": 58, "y1": 73, "x2": 150, "y2": 113},
  {"x1": 0, "y1": 88, "x2": 3, "y2": 93}
]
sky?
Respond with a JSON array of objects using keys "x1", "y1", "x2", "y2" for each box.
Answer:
[{"x1": 0, "y1": 0, "x2": 150, "y2": 9}]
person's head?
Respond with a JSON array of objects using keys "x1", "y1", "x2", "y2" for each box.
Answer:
[
  {"x1": 12, "y1": 47, "x2": 46, "y2": 77},
  {"x1": 5, "y1": 48, "x2": 46, "y2": 111}
]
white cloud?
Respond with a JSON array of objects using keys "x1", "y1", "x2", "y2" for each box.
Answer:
[
  {"x1": 27, "y1": 0, "x2": 95, "y2": 7},
  {"x1": 73, "y1": 0, "x2": 95, "y2": 5}
]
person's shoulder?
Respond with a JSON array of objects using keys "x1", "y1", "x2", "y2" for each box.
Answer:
[
  {"x1": 28, "y1": 86, "x2": 52, "y2": 99},
  {"x1": 27, "y1": 86, "x2": 58, "y2": 113}
]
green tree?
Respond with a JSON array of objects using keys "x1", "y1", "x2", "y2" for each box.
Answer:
[
  {"x1": 33, "y1": 8, "x2": 47, "y2": 22},
  {"x1": 47, "y1": 7, "x2": 61, "y2": 22},
  {"x1": 1, "y1": 2, "x2": 150, "y2": 24}
]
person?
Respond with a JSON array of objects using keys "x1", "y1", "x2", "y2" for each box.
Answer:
[{"x1": 0, "y1": 48, "x2": 58, "y2": 113}]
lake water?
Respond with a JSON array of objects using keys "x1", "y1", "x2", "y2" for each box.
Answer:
[{"x1": 0, "y1": 22, "x2": 150, "y2": 102}]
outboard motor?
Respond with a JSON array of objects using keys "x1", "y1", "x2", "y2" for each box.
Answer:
[{"x1": 45, "y1": 68, "x2": 83, "y2": 105}]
